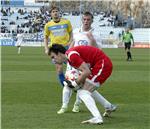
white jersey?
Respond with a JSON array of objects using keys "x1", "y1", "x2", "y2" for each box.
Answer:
[
  {"x1": 16, "y1": 33, "x2": 23, "y2": 46},
  {"x1": 73, "y1": 27, "x2": 102, "y2": 48},
  {"x1": 66, "y1": 27, "x2": 103, "y2": 71}
]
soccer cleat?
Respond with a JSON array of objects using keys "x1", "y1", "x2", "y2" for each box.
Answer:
[
  {"x1": 57, "y1": 107, "x2": 67, "y2": 114},
  {"x1": 81, "y1": 117, "x2": 103, "y2": 125},
  {"x1": 103, "y1": 104, "x2": 117, "y2": 117},
  {"x1": 72, "y1": 105, "x2": 80, "y2": 113}
]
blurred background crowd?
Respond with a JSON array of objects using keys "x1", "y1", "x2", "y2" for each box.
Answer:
[{"x1": 0, "y1": 0, "x2": 150, "y2": 44}]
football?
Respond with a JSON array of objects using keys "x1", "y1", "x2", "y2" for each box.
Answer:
[{"x1": 65, "y1": 69, "x2": 79, "y2": 81}]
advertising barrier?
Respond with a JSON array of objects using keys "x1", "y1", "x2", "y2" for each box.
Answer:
[
  {"x1": 21, "y1": 41, "x2": 43, "y2": 47},
  {"x1": 23, "y1": 33, "x2": 44, "y2": 42},
  {"x1": 0, "y1": 33, "x2": 44, "y2": 46},
  {"x1": 134, "y1": 44, "x2": 150, "y2": 48},
  {"x1": 1, "y1": 0, "x2": 24, "y2": 7},
  {"x1": 0, "y1": 38, "x2": 15, "y2": 46}
]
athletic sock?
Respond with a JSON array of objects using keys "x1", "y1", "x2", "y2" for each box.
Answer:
[
  {"x1": 62, "y1": 86, "x2": 72, "y2": 108},
  {"x1": 92, "y1": 90, "x2": 111, "y2": 109},
  {"x1": 74, "y1": 91, "x2": 82, "y2": 106},
  {"x1": 78, "y1": 89, "x2": 102, "y2": 119},
  {"x1": 127, "y1": 51, "x2": 130, "y2": 60},
  {"x1": 127, "y1": 51, "x2": 132, "y2": 60},
  {"x1": 129, "y1": 51, "x2": 132, "y2": 59},
  {"x1": 18, "y1": 47, "x2": 21, "y2": 54}
]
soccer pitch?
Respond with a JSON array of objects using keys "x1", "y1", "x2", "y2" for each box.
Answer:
[{"x1": 1, "y1": 46, "x2": 150, "y2": 129}]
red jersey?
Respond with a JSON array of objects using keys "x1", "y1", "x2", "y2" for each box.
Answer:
[
  {"x1": 65, "y1": 46, "x2": 113, "y2": 85},
  {"x1": 66, "y1": 46, "x2": 110, "y2": 68}
]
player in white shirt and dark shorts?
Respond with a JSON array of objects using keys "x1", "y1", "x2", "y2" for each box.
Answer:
[{"x1": 16, "y1": 30, "x2": 24, "y2": 54}]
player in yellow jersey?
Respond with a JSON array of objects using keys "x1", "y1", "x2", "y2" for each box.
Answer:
[
  {"x1": 44, "y1": 6, "x2": 73, "y2": 86},
  {"x1": 44, "y1": 6, "x2": 73, "y2": 114},
  {"x1": 44, "y1": 7, "x2": 73, "y2": 48}
]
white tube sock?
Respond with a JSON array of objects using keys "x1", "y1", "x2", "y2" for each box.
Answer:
[
  {"x1": 92, "y1": 90, "x2": 111, "y2": 109},
  {"x1": 73, "y1": 91, "x2": 82, "y2": 106},
  {"x1": 18, "y1": 47, "x2": 21, "y2": 54},
  {"x1": 62, "y1": 86, "x2": 72, "y2": 108},
  {"x1": 78, "y1": 89, "x2": 102, "y2": 119}
]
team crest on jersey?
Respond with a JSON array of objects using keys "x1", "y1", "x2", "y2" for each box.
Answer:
[{"x1": 78, "y1": 40, "x2": 88, "y2": 46}]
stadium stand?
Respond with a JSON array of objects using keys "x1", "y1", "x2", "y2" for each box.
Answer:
[{"x1": 0, "y1": 0, "x2": 150, "y2": 47}]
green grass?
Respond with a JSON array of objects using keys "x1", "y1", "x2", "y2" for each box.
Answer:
[{"x1": 1, "y1": 46, "x2": 150, "y2": 129}]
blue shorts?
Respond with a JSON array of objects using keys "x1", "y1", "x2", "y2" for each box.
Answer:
[{"x1": 64, "y1": 45, "x2": 69, "y2": 50}]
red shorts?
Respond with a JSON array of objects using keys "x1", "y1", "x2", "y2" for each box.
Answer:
[{"x1": 88, "y1": 57, "x2": 113, "y2": 85}]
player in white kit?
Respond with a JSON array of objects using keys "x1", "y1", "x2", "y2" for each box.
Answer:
[
  {"x1": 16, "y1": 30, "x2": 24, "y2": 54},
  {"x1": 58, "y1": 12, "x2": 117, "y2": 119}
]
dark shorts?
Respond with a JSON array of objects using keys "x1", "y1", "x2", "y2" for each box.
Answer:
[
  {"x1": 125, "y1": 42, "x2": 131, "y2": 50},
  {"x1": 17, "y1": 45, "x2": 21, "y2": 48}
]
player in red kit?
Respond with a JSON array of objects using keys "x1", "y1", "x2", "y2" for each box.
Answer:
[
  {"x1": 48, "y1": 44, "x2": 116, "y2": 124},
  {"x1": 66, "y1": 46, "x2": 112, "y2": 86}
]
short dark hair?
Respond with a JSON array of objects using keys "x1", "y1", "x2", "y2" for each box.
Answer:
[
  {"x1": 48, "y1": 44, "x2": 66, "y2": 55},
  {"x1": 83, "y1": 11, "x2": 93, "y2": 20},
  {"x1": 50, "y1": 6, "x2": 59, "y2": 13}
]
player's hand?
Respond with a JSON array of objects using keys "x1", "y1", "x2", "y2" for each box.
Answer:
[
  {"x1": 86, "y1": 32, "x2": 95, "y2": 42},
  {"x1": 86, "y1": 32, "x2": 97, "y2": 46},
  {"x1": 63, "y1": 79, "x2": 80, "y2": 90}
]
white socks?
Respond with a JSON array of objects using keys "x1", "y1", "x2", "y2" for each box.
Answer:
[
  {"x1": 18, "y1": 47, "x2": 21, "y2": 54},
  {"x1": 62, "y1": 86, "x2": 111, "y2": 112},
  {"x1": 73, "y1": 91, "x2": 82, "y2": 106},
  {"x1": 62, "y1": 86, "x2": 82, "y2": 109},
  {"x1": 62, "y1": 86, "x2": 72, "y2": 108},
  {"x1": 92, "y1": 90, "x2": 112, "y2": 109},
  {"x1": 78, "y1": 89, "x2": 102, "y2": 119},
  {"x1": 74, "y1": 90, "x2": 112, "y2": 109}
]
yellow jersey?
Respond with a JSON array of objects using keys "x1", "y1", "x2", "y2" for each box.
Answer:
[{"x1": 44, "y1": 18, "x2": 72, "y2": 47}]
